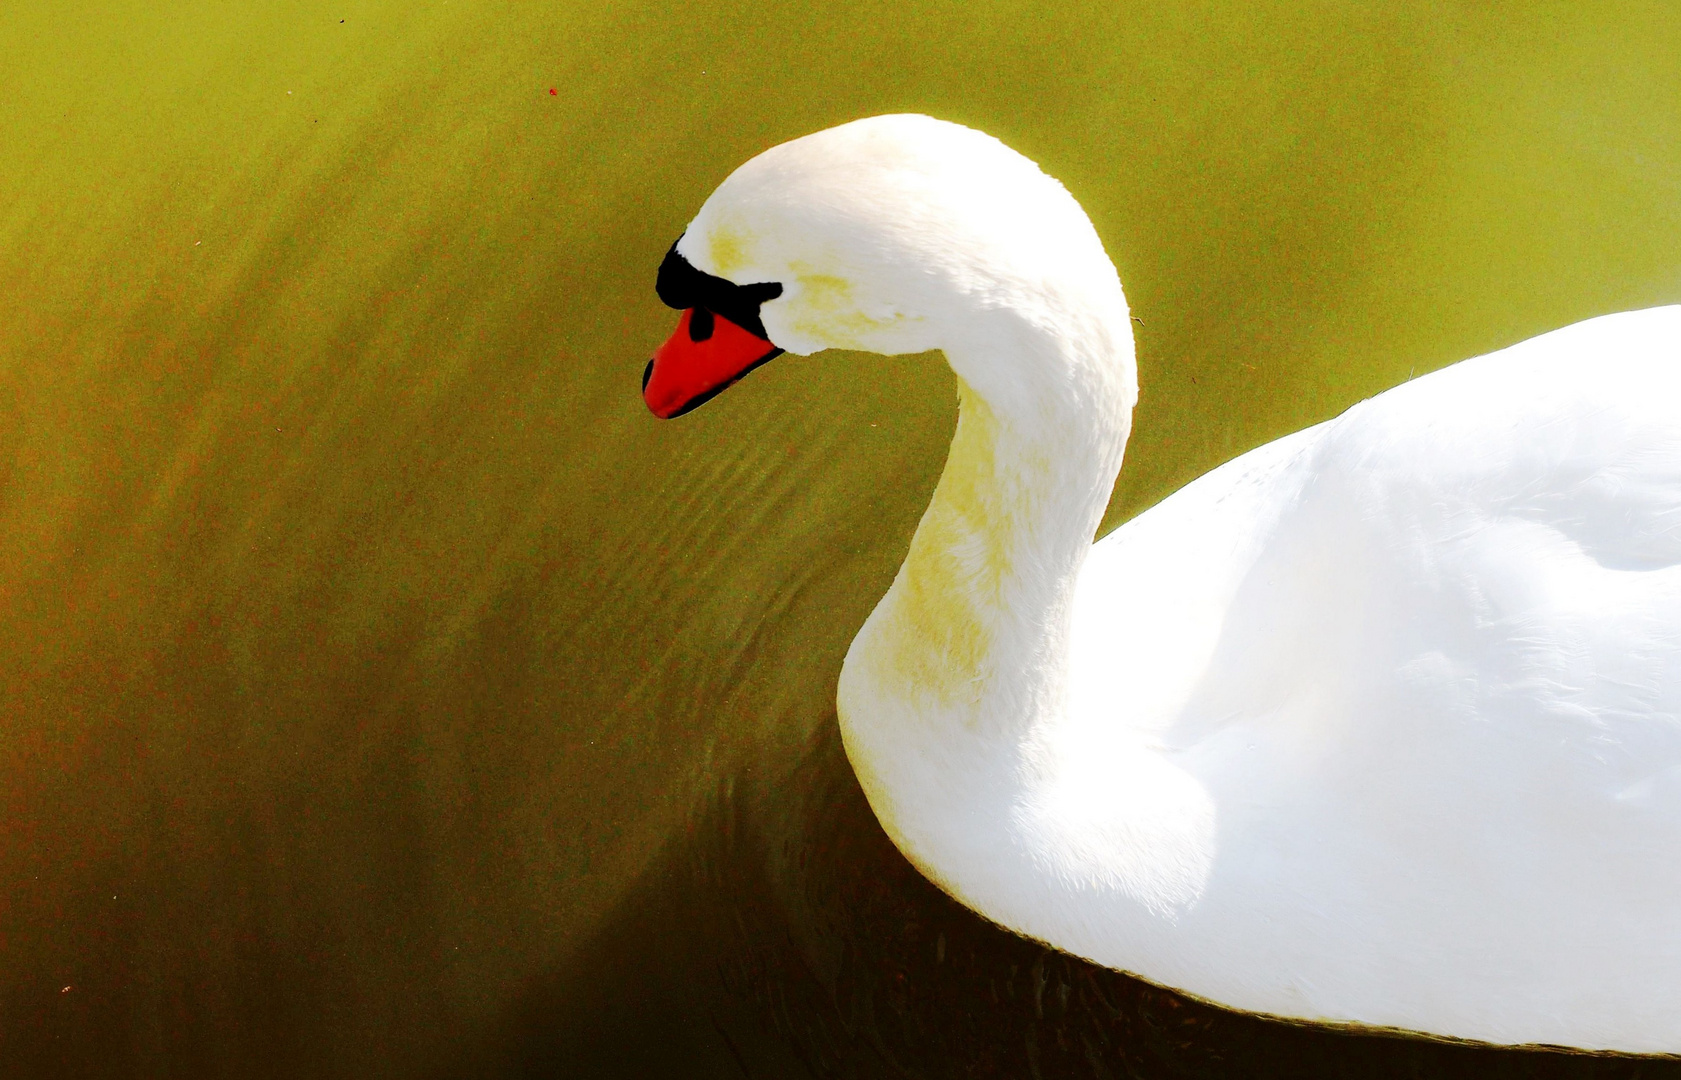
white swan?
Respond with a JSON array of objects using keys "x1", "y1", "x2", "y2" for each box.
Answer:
[{"x1": 640, "y1": 114, "x2": 1681, "y2": 1053}]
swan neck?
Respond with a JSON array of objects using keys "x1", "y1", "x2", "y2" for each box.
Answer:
[{"x1": 844, "y1": 326, "x2": 1131, "y2": 735}]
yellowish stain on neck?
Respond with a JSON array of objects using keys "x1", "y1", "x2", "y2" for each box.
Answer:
[
  {"x1": 705, "y1": 224, "x2": 750, "y2": 277},
  {"x1": 788, "y1": 272, "x2": 879, "y2": 344},
  {"x1": 863, "y1": 381, "x2": 1018, "y2": 706}
]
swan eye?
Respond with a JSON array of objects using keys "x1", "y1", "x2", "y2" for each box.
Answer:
[{"x1": 655, "y1": 237, "x2": 783, "y2": 340}]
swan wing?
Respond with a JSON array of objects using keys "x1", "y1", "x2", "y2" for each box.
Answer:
[{"x1": 1056, "y1": 305, "x2": 1681, "y2": 1049}]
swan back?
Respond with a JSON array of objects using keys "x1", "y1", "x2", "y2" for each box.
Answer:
[{"x1": 1052, "y1": 305, "x2": 1681, "y2": 1050}]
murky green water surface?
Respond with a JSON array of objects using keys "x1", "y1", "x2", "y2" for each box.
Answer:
[{"x1": 2, "y1": 1, "x2": 1680, "y2": 1075}]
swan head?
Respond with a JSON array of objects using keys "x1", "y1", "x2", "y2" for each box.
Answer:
[{"x1": 643, "y1": 113, "x2": 1134, "y2": 421}]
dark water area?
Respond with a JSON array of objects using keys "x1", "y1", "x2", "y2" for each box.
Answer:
[{"x1": 2, "y1": 1, "x2": 1680, "y2": 1076}]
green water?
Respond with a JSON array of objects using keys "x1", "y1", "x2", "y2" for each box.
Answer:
[{"x1": 2, "y1": 1, "x2": 1679, "y2": 1075}]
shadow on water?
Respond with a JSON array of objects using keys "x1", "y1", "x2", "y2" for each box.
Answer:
[{"x1": 503, "y1": 715, "x2": 1681, "y2": 1079}]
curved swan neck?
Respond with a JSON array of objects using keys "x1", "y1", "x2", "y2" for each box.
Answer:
[{"x1": 841, "y1": 308, "x2": 1135, "y2": 739}]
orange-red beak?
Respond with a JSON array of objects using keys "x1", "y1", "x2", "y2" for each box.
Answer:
[{"x1": 642, "y1": 307, "x2": 783, "y2": 419}]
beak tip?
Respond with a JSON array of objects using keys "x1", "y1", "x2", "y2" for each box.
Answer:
[{"x1": 641, "y1": 357, "x2": 677, "y2": 418}]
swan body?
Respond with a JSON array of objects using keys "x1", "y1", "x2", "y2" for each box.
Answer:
[{"x1": 644, "y1": 114, "x2": 1681, "y2": 1052}]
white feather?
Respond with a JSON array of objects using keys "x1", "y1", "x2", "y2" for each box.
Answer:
[{"x1": 679, "y1": 113, "x2": 1681, "y2": 1052}]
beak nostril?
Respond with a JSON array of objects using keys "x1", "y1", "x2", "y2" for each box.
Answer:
[
  {"x1": 642, "y1": 358, "x2": 654, "y2": 393},
  {"x1": 688, "y1": 307, "x2": 715, "y2": 342}
]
